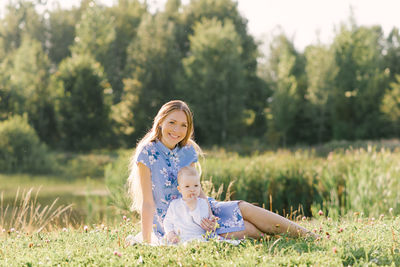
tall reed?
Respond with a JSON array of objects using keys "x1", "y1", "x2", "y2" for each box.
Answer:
[{"x1": 0, "y1": 188, "x2": 73, "y2": 234}]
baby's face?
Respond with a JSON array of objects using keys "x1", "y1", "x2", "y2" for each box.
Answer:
[{"x1": 178, "y1": 175, "x2": 201, "y2": 200}]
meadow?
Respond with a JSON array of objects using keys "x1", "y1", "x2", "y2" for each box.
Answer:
[
  {"x1": 1, "y1": 214, "x2": 399, "y2": 266},
  {"x1": 1, "y1": 140, "x2": 400, "y2": 265}
]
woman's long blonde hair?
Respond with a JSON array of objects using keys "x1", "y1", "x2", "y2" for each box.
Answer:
[{"x1": 127, "y1": 100, "x2": 202, "y2": 211}]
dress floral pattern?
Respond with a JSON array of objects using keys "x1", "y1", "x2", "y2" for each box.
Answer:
[{"x1": 136, "y1": 140, "x2": 245, "y2": 238}]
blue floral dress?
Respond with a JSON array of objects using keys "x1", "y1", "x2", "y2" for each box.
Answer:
[{"x1": 137, "y1": 140, "x2": 245, "y2": 238}]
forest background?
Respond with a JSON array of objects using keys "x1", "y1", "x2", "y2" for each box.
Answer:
[{"x1": 1, "y1": 0, "x2": 400, "y2": 152}]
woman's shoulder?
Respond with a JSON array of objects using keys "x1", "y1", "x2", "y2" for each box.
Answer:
[
  {"x1": 138, "y1": 141, "x2": 157, "y2": 153},
  {"x1": 178, "y1": 142, "x2": 197, "y2": 154}
]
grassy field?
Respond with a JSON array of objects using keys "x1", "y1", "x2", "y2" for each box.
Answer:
[
  {"x1": 1, "y1": 140, "x2": 400, "y2": 265},
  {"x1": 1, "y1": 214, "x2": 399, "y2": 266}
]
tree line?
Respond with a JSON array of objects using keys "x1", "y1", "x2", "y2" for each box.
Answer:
[{"x1": 1, "y1": 0, "x2": 399, "y2": 151}]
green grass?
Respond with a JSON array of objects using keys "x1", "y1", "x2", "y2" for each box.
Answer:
[
  {"x1": 1, "y1": 214, "x2": 399, "y2": 266},
  {"x1": 1, "y1": 141, "x2": 400, "y2": 265}
]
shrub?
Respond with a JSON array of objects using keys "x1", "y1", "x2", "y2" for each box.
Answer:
[
  {"x1": 0, "y1": 114, "x2": 55, "y2": 173},
  {"x1": 104, "y1": 150, "x2": 132, "y2": 213}
]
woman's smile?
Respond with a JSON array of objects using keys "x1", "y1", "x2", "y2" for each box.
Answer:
[{"x1": 160, "y1": 110, "x2": 188, "y2": 149}]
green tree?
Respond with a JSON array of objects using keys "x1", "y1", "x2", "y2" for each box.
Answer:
[
  {"x1": 119, "y1": 13, "x2": 182, "y2": 144},
  {"x1": 331, "y1": 24, "x2": 388, "y2": 140},
  {"x1": 105, "y1": 0, "x2": 147, "y2": 102},
  {"x1": 381, "y1": 75, "x2": 400, "y2": 135},
  {"x1": 384, "y1": 28, "x2": 400, "y2": 79},
  {"x1": 52, "y1": 54, "x2": 112, "y2": 150},
  {"x1": 182, "y1": 18, "x2": 245, "y2": 144},
  {"x1": 182, "y1": 0, "x2": 265, "y2": 137},
  {"x1": 48, "y1": 6, "x2": 80, "y2": 65},
  {"x1": 304, "y1": 44, "x2": 337, "y2": 143},
  {"x1": 265, "y1": 34, "x2": 303, "y2": 146},
  {"x1": 5, "y1": 37, "x2": 57, "y2": 144},
  {"x1": 0, "y1": 0, "x2": 46, "y2": 54},
  {"x1": 0, "y1": 57, "x2": 15, "y2": 121},
  {"x1": 70, "y1": 0, "x2": 117, "y2": 101}
]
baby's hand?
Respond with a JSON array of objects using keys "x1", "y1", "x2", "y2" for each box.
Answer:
[
  {"x1": 201, "y1": 215, "x2": 219, "y2": 232},
  {"x1": 166, "y1": 231, "x2": 180, "y2": 244}
]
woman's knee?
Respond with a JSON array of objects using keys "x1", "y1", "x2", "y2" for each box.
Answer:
[{"x1": 238, "y1": 201, "x2": 252, "y2": 217}]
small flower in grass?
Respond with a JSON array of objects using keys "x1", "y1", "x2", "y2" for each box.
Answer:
[
  {"x1": 114, "y1": 251, "x2": 122, "y2": 257},
  {"x1": 302, "y1": 216, "x2": 307, "y2": 221},
  {"x1": 84, "y1": 225, "x2": 88, "y2": 232},
  {"x1": 325, "y1": 232, "x2": 330, "y2": 239},
  {"x1": 28, "y1": 243, "x2": 34, "y2": 248},
  {"x1": 45, "y1": 239, "x2": 50, "y2": 243},
  {"x1": 123, "y1": 215, "x2": 127, "y2": 221},
  {"x1": 332, "y1": 247, "x2": 337, "y2": 254},
  {"x1": 337, "y1": 228, "x2": 343, "y2": 233},
  {"x1": 10, "y1": 228, "x2": 15, "y2": 233},
  {"x1": 389, "y1": 208, "x2": 393, "y2": 215},
  {"x1": 318, "y1": 210, "x2": 323, "y2": 216},
  {"x1": 379, "y1": 214, "x2": 384, "y2": 220},
  {"x1": 62, "y1": 228, "x2": 68, "y2": 232}
]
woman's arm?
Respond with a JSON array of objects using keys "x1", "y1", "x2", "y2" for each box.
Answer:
[{"x1": 138, "y1": 162, "x2": 155, "y2": 243}]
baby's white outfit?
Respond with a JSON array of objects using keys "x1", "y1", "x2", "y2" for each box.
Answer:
[{"x1": 163, "y1": 197, "x2": 209, "y2": 243}]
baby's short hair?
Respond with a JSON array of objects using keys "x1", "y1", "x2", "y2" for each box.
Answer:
[{"x1": 177, "y1": 166, "x2": 199, "y2": 185}]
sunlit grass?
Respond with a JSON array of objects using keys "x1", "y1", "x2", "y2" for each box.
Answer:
[
  {"x1": 0, "y1": 213, "x2": 399, "y2": 266},
  {"x1": 0, "y1": 188, "x2": 73, "y2": 234}
]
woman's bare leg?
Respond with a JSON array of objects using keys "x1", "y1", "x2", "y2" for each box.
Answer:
[
  {"x1": 238, "y1": 201, "x2": 315, "y2": 238},
  {"x1": 220, "y1": 220, "x2": 262, "y2": 239}
]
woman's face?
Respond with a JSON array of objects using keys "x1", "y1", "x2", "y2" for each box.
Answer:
[{"x1": 160, "y1": 110, "x2": 188, "y2": 149}]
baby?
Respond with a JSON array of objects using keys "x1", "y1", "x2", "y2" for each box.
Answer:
[{"x1": 163, "y1": 166, "x2": 212, "y2": 244}]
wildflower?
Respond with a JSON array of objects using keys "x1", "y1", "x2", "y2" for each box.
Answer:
[
  {"x1": 379, "y1": 214, "x2": 384, "y2": 220},
  {"x1": 302, "y1": 216, "x2": 307, "y2": 221},
  {"x1": 389, "y1": 208, "x2": 393, "y2": 214},
  {"x1": 338, "y1": 228, "x2": 343, "y2": 233},
  {"x1": 332, "y1": 247, "x2": 337, "y2": 254},
  {"x1": 10, "y1": 228, "x2": 15, "y2": 233},
  {"x1": 138, "y1": 256, "x2": 143, "y2": 264},
  {"x1": 114, "y1": 251, "x2": 122, "y2": 257},
  {"x1": 318, "y1": 210, "x2": 323, "y2": 216},
  {"x1": 123, "y1": 215, "x2": 127, "y2": 221},
  {"x1": 84, "y1": 225, "x2": 88, "y2": 232},
  {"x1": 62, "y1": 228, "x2": 68, "y2": 232}
]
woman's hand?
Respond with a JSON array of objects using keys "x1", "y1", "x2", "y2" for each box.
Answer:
[{"x1": 200, "y1": 216, "x2": 218, "y2": 232}]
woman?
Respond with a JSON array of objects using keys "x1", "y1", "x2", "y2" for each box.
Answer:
[{"x1": 128, "y1": 100, "x2": 315, "y2": 243}]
